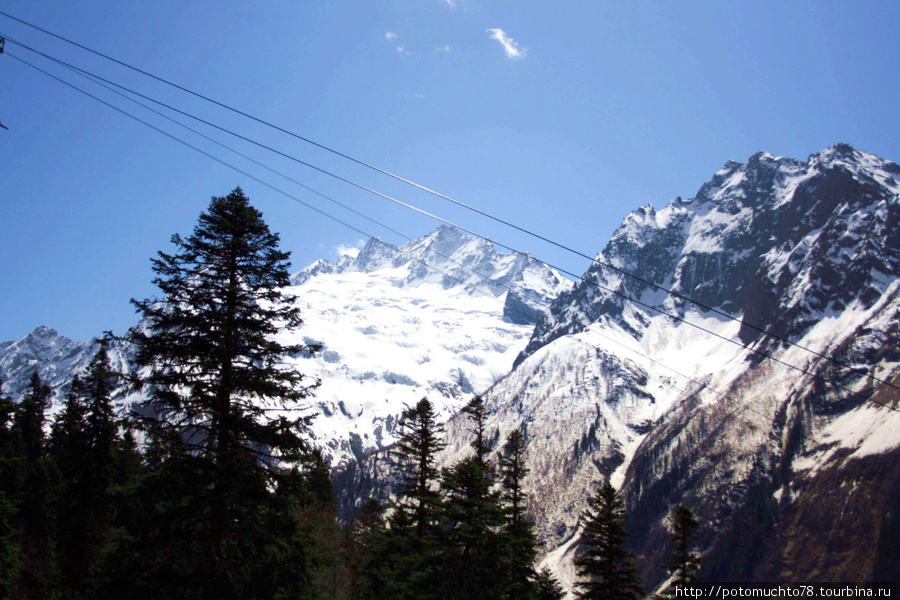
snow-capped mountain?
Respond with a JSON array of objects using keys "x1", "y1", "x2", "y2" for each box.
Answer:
[
  {"x1": 0, "y1": 326, "x2": 96, "y2": 396},
  {"x1": 434, "y1": 143, "x2": 900, "y2": 592},
  {"x1": 0, "y1": 225, "x2": 571, "y2": 469},
  {"x1": 279, "y1": 225, "x2": 570, "y2": 466},
  {"x1": 0, "y1": 326, "x2": 135, "y2": 419}
]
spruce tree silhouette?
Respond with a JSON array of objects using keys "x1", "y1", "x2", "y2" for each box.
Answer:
[
  {"x1": 128, "y1": 187, "x2": 320, "y2": 598},
  {"x1": 575, "y1": 482, "x2": 643, "y2": 600}
]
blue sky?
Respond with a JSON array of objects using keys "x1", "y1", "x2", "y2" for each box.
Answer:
[{"x1": 1, "y1": 1, "x2": 899, "y2": 342}]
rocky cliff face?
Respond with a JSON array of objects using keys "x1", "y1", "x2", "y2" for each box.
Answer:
[
  {"x1": 437, "y1": 144, "x2": 900, "y2": 592},
  {"x1": 520, "y1": 144, "x2": 900, "y2": 363},
  {"x1": 0, "y1": 326, "x2": 135, "y2": 416}
]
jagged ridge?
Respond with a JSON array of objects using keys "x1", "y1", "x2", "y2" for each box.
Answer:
[{"x1": 437, "y1": 144, "x2": 900, "y2": 593}]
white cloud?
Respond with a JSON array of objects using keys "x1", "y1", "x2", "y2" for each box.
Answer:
[
  {"x1": 396, "y1": 45, "x2": 414, "y2": 57},
  {"x1": 385, "y1": 31, "x2": 398, "y2": 41},
  {"x1": 440, "y1": 0, "x2": 457, "y2": 8},
  {"x1": 486, "y1": 28, "x2": 527, "y2": 59},
  {"x1": 334, "y1": 241, "x2": 364, "y2": 259},
  {"x1": 435, "y1": 44, "x2": 451, "y2": 53}
]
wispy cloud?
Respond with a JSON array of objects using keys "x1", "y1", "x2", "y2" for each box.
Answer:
[
  {"x1": 334, "y1": 241, "x2": 364, "y2": 259},
  {"x1": 385, "y1": 31, "x2": 413, "y2": 56},
  {"x1": 486, "y1": 28, "x2": 527, "y2": 59},
  {"x1": 440, "y1": 0, "x2": 457, "y2": 8},
  {"x1": 435, "y1": 44, "x2": 451, "y2": 53}
]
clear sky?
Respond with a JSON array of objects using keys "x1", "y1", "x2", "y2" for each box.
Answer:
[{"x1": 1, "y1": 0, "x2": 899, "y2": 343}]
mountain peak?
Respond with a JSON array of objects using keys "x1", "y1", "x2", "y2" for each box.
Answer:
[
  {"x1": 806, "y1": 143, "x2": 900, "y2": 185},
  {"x1": 351, "y1": 235, "x2": 398, "y2": 273},
  {"x1": 822, "y1": 141, "x2": 857, "y2": 158},
  {"x1": 519, "y1": 144, "x2": 900, "y2": 363},
  {"x1": 748, "y1": 150, "x2": 778, "y2": 162},
  {"x1": 809, "y1": 142, "x2": 860, "y2": 167},
  {"x1": 28, "y1": 325, "x2": 59, "y2": 340},
  {"x1": 408, "y1": 224, "x2": 493, "y2": 262}
]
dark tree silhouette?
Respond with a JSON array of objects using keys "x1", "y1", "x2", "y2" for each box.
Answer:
[
  {"x1": 461, "y1": 395, "x2": 489, "y2": 468},
  {"x1": 11, "y1": 373, "x2": 58, "y2": 599},
  {"x1": 0, "y1": 380, "x2": 22, "y2": 597},
  {"x1": 575, "y1": 482, "x2": 643, "y2": 600},
  {"x1": 50, "y1": 346, "x2": 121, "y2": 599},
  {"x1": 498, "y1": 427, "x2": 539, "y2": 597},
  {"x1": 127, "y1": 187, "x2": 320, "y2": 597},
  {"x1": 534, "y1": 566, "x2": 567, "y2": 600},
  {"x1": 392, "y1": 397, "x2": 445, "y2": 538},
  {"x1": 665, "y1": 504, "x2": 701, "y2": 593}
]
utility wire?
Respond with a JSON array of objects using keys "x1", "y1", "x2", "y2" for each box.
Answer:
[
  {"x1": 57, "y1": 55, "x2": 414, "y2": 247},
  {"x1": 4, "y1": 39, "x2": 898, "y2": 416},
  {"x1": 0, "y1": 10, "x2": 892, "y2": 394},
  {"x1": 3, "y1": 20, "x2": 897, "y2": 400},
  {"x1": 6, "y1": 48, "x2": 782, "y2": 442},
  {"x1": 7, "y1": 49, "x2": 526, "y2": 318},
  {"x1": 13, "y1": 47, "x2": 900, "y2": 492},
  {"x1": 4, "y1": 52, "x2": 372, "y2": 240},
  {"x1": 7, "y1": 50, "x2": 517, "y2": 308}
]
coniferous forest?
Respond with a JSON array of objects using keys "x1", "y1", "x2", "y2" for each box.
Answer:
[{"x1": 0, "y1": 188, "x2": 701, "y2": 600}]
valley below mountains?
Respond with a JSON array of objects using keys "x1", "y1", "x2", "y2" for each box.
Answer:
[{"x1": 3, "y1": 143, "x2": 899, "y2": 594}]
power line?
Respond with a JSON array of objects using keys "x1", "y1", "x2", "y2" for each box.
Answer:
[
  {"x1": 11, "y1": 46, "x2": 900, "y2": 494},
  {"x1": 8, "y1": 49, "x2": 534, "y2": 317},
  {"x1": 5, "y1": 38, "x2": 898, "y2": 416},
  {"x1": 3, "y1": 19, "x2": 898, "y2": 404},
  {"x1": 1, "y1": 10, "x2": 893, "y2": 394},
  {"x1": 6, "y1": 50, "x2": 520, "y2": 307},
  {"x1": 3, "y1": 47, "x2": 790, "y2": 441},
  {"x1": 4, "y1": 52, "x2": 373, "y2": 240}
]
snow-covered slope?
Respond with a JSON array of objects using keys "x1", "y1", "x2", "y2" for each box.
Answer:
[
  {"x1": 435, "y1": 144, "x2": 900, "y2": 592},
  {"x1": 276, "y1": 226, "x2": 570, "y2": 466},
  {"x1": 0, "y1": 326, "x2": 97, "y2": 396}
]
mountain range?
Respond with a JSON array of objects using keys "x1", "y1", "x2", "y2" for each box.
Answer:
[
  {"x1": 2, "y1": 143, "x2": 898, "y2": 594},
  {"x1": 0, "y1": 224, "x2": 571, "y2": 469}
]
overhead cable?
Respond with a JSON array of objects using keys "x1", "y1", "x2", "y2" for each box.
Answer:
[
  {"x1": 11, "y1": 47, "x2": 898, "y2": 472},
  {"x1": 4, "y1": 39, "x2": 898, "y2": 415},
  {"x1": 0, "y1": 10, "x2": 892, "y2": 391}
]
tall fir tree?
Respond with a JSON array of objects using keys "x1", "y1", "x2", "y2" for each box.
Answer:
[
  {"x1": 392, "y1": 397, "x2": 445, "y2": 538},
  {"x1": 11, "y1": 372, "x2": 59, "y2": 599},
  {"x1": 382, "y1": 397, "x2": 445, "y2": 600},
  {"x1": 0, "y1": 380, "x2": 22, "y2": 597},
  {"x1": 438, "y1": 454, "x2": 505, "y2": 599},
  {"x1": 350, "y1": 497, "x2": 388, "y2": 600},
  {"x1": 461, "y1": 395, "x2": 488, "y2": 468},
  {"x1": 47, "y1": 376, "x2": 90, "y2": 600},
  {"x1": 574, "y1": 482, "x2": 643, "y2": 600},
  {"x1": 498, "y1": 427, "x2": 540, "y2": 599},
  {"x1": 441, "y1": 396, "x2": 506, "y2": 600},
  {"x1": 49, "y1": 346, "x2": 122, "y2": 599},
  {"x1": 534, "y1": 567, "x2": 567, "y2": 600},
  {"x1": 665, "y1": 504, "x2": 701, "y2": 594},
  {"x1": 498, "y1": 428, "x2": 528, "y2": 527},
  {"x1": 126, "y1": 187, "x2": 320, "y2": 598},
  {"x1": 91, "y1": 424, "x2": 146, "y2": 599}
]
